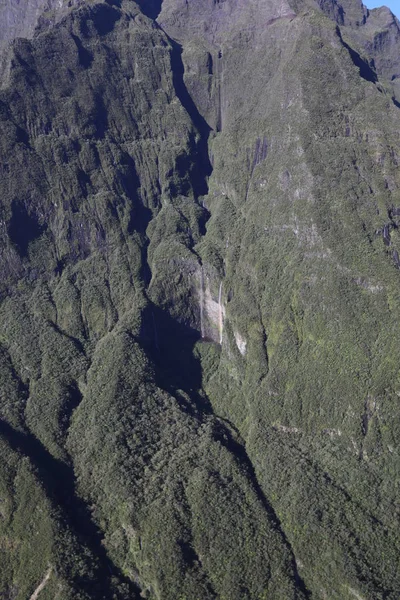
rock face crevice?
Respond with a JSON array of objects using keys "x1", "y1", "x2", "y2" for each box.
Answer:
[
  {"x1": 167, "y1": 36, "x2": 213, "y2": 198},
  {"x1": 336, "y1": 25, "x2": 378, "y2": 83}
]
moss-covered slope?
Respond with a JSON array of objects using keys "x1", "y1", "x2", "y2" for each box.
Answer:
[{"x1": 0, "y1": 0, "x2": 400, "y2": 598}]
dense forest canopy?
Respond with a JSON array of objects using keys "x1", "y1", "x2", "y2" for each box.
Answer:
[{"x1": 0, "y1": 0, "x2": 400, "y2": 598}]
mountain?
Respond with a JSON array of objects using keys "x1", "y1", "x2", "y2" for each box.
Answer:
[{"x1": 0, "y1": 0, "x2": 400, "y2": 598}]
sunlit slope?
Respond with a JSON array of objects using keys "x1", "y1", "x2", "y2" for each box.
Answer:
[{"x1": 0, "y1": 0, "x2": 400, "y2": 598}]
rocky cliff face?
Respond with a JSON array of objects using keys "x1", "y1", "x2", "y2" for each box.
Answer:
[
  {"x1": 1, "y1": 1, "x2": 400, "y2": 599},
  {"x1": 0, "y1": 0, "x2": 84, "y2": 46}
]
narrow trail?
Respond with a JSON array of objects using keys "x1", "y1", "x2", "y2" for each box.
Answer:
[{"x1": 29, "y1": 568, "x2": 52, "y2": 600}]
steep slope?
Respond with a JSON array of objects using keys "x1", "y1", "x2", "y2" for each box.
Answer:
[
  {"x1": 158, "y1": 0, "x2": 400, "y2": 598},
  {"x1": 0, "y1": 0, "x2": 86, "y2": 48},
  {"x1": 0, "y1": 1, "x2": 306, "y2": 599},
  {"x1": 0, "y1": 0, "x2": 400, "y2": 599}
]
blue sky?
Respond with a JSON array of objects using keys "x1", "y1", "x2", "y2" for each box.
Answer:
[{"x1": 365, "y1": 0, "x2": 400, "y2": 17}]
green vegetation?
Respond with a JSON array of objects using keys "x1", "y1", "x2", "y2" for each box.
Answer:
[{"x1": 0, "y1": 0, "x2": 400, "y2": 598}]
